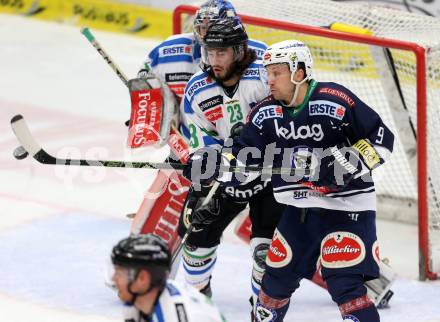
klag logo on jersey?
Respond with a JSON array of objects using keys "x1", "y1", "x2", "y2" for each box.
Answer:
[
  {"x1": 252, "y1": 105, "x2": 283, "y2": 129},
  {"x1": 309, "y1": 100, "x2": 346, "y2": 120},
  {"x1": 266, "y1": 229, "x2": 292, "y2": 268},
  {"x1": 274, "y1": 119, "x2": 324, "y2": 141},
  {"x1": 321, "y1": 232, "x2": 366, "y2": 268}
]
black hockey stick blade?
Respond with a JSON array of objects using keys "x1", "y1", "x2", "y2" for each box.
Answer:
[{"x1": 10, "y1": 114, "x2": 184, "y2": 170}]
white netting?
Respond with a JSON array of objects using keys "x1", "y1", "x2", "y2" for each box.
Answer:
[{"x1": 184, "y1": 0, "x2": 440, "y2": 277}]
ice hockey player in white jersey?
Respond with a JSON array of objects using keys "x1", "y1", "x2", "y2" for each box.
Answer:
[
  {"x1": 126, "y1": 1, "x2": 268, "y2": 262},
  {"x1": 111, "y1": 234, "x2": 226, "y2": 322},
  {"x1": 176, "y1": 16, "x2": 286, "y2": 312}
]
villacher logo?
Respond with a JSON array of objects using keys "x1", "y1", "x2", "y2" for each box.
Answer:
[{"x1": 321, "y1": 232, "x2": 366, "y2": 268}]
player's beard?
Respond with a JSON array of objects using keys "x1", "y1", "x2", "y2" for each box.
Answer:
[{"x1": 211, "y1": 61, "x2": 239, "y2": 83}]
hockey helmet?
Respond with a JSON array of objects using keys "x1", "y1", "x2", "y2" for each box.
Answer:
[
  {"x1": 111, "y1": 234, "x2": 171, "y2": 287},
  {"x1": 193, "y1": 0, "x2": 237, "y2": 44},
  {"x1": 203, "y1": 16, "x2": 248, "y2": 49},
  {"x1": 262, "y1": 40, "x2": 313, "y2": 80}
]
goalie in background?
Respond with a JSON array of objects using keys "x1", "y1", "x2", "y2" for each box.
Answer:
[
  {"x1": 111, "y1": 233, "x2": 226, "y2": 322},
  {"x1": 182, "y1": 39, "x2": 396, "y2": 321}
]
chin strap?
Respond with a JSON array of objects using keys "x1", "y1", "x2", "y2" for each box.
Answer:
[
  {"x1": 287, "y1": 73, "x2": 309, "y2": 107},
  {"x1": 125, "y1": 269, "x2": 162, "y2": 311}
]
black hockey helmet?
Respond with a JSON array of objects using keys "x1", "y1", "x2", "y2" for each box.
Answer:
[
  {"x1": 203, "y1": 16, "x2": 248, "y2": 49},
  {"x1": 112, "y1": 234, "x2": 171, "y2": 288}
]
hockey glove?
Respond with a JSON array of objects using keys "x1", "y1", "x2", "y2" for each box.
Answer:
[
  {"x1": 183, "y1": 186, "x2": 221, "y2": 230},
  {"x1": 230, "y1": 122, "x2": 244, "y2": 139},
  {"x1": 313, "y1": 139, "x2": 384, "y2": 190},
  {"x1": 183, "y1": 147, "x2": 236, "y2": 187}
]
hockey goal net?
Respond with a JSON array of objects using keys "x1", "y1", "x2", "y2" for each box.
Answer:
[{"x1": 173, "y1": 0, "x2": 440, "y2": 280}]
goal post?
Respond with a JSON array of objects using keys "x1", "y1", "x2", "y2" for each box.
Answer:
[{"x1": 172, "y1": 1, "x2": 440, "y2": 281}]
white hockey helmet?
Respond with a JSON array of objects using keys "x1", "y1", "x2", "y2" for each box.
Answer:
[
  {"x1": 263, "y1": 40, "x2": 313, "y2": 106},
  {"x1": 263, "y1": 40, "x2": 313, "y2": 80}
]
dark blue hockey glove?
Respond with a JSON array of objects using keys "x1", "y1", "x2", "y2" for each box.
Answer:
[
  {"x1": 182, "y1": 147, "x2": 222, "y2": 187},
  {"x1": 230, "y1": 122, "x2": 244, "y2": 139},
  {"x1": 312, "y1": 140, "x2": 383, "y2": 190}
]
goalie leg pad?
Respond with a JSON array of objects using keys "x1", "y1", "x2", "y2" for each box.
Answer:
[
  {"x1": 182, "y1": 245, "x2": 218, "y2": 291},
  {"x1": 365, "y1": 259, "x2": 396, "y2": 308},
  {"x1": 130, "y1": 169, "x2": 191, "y2": 255}
]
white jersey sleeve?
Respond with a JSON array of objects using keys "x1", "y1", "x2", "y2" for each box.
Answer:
[
  {"x1": 123, "y1": 280, "x2": 226, "y2": 322},
  {"x1": 181, "y1": 61, "x2": 270, "y2": 153}
]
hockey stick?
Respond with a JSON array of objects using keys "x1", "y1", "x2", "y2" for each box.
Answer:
[
  {"x1": 11, "y1": 114, "x2": 304, "y2": 176},
  {"x1": 171, "y1": 181, "x2": 220, "y2": 265},
  {"x1": 81, "y1": 27, "x2": 129, "y2": 86},
  {"x1": 11, "y1": 115, "x2": 180, "y2": 170},
  {"x1": 81, "y1": 26, "x2": 184, "y2": 149},
  {"x1": 11, "y1": 27, "x2": 129, "y2": 161}
]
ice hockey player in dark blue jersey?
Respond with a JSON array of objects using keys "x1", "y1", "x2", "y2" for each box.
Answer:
[{"x1": 182, "y1": 39, "x2": 395, "y2": 321}]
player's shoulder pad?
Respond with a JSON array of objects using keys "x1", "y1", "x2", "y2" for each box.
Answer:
[
  {"x1": 314, "y1": 81, "x2": 358, "y2": 108},
  {"x1": 248, "y1": 38, "x2": 268, "y2": 60},
  {"x1": 148, "y1": 33, "x2": 195, "y2": 67},
  {"x1": 246, "y1": 95, "x2": 282, "y2": 129},
  {"x1": 241, "y1": 60, "x2": 267, "y2": 81},
  {"x1": 184, "y1": 70, "x2": 215, "y2": 101}
]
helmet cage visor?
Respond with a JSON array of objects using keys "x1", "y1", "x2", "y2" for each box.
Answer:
[{"x1": 193, "y1": 2, "x2": 236, "y2": 44}]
